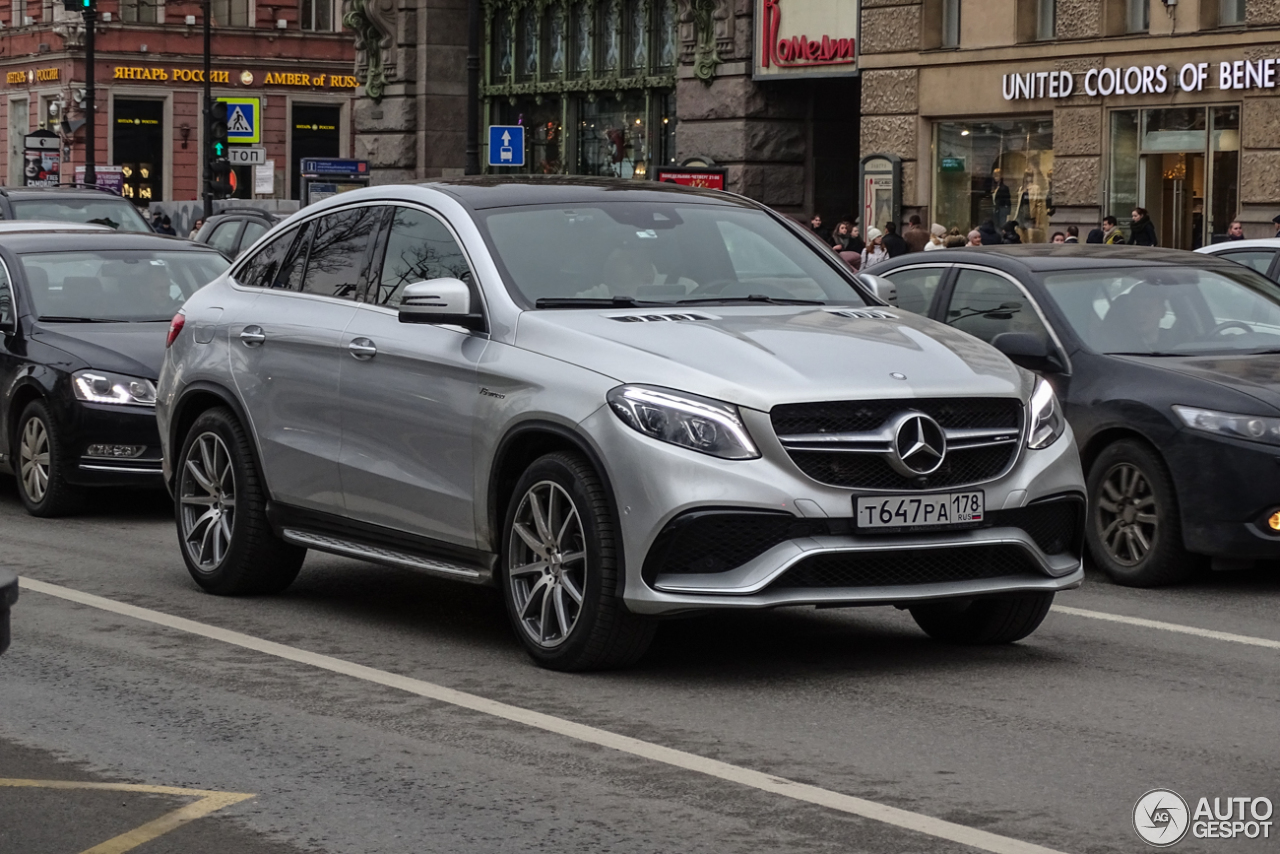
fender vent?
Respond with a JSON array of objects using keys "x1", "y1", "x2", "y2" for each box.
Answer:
[
  {"x1": 825, "y1": 308, "x2": 899, "y2": 320},
  {"x1": 608, "y1": 312, "x2": 713, "y2": 323}
]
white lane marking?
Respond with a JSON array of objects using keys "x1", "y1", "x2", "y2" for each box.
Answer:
[
  {"x1": 19, "y1": 576, "x2": 1068, "y2": 854},
  {"x1": 1053, "y1": 605, "x2": 1280, "y2": 650}
]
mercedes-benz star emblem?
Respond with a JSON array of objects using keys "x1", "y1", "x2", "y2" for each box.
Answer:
[{"x1": 891, "y1": 414, "x2": 947, "y2": 476}]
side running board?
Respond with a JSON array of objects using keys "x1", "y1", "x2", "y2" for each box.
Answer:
[{"x1": 281, "y1": 528, "x2": 484, "y2": 582}]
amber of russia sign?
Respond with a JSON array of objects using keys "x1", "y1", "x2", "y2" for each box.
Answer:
[{"x1": 754, "y1": 0, "x2": 858, "y2": 79}]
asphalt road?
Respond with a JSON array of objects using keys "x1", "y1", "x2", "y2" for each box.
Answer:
[{"x1": 1, "y1": 480, "x2": 1277, "y2": 854}]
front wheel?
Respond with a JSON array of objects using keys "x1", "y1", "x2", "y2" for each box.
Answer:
[
  {"x1": 15, "y1": 400, "x2": 85, "y2": 517},
  {"x1": 500, "y1": 452, "x2": 654, "y2": 671},
  {"x1": 910, "y1": 592, "x2": 1055, "y2": 644},
  {"x1": 175, "y1": 407, "x2": 305, "y2": 595}
]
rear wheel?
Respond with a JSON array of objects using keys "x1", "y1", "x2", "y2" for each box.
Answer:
[
  {"x1": 15, "y1": 400, "x2": 85, "y2": 517},
  {"x1": 1085, "y1": 439, "x2": 1194, "y2": 587},
  {"x1": 500, "y1": 452, "x2": 654, "y2": 671},
  {"x1": 176, "y1": 407, "x2": 305, "y2": 594},
  {"x1": 910, "y1": 593, "x2": 1055, "y2": 644}
]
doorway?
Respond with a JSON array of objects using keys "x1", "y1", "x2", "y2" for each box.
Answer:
[
  {"x1": 1141, "y1": 152, "x2": 1204, "y2": 250},
  {"x1": 290, "y1": 104, "x2": 341, "y2": 200},
  {"x1": 113, "y1": 99, "x2": 164, "y2": 207}
]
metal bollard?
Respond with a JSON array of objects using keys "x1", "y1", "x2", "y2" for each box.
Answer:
[{"x1": 0, "y1": 569, "x2": 17, "y2": 656}]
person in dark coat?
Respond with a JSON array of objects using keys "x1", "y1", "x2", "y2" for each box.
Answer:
[
  {"x1": 881, "y1": 221, "x2": 908, "y2": 258},
  {"x1": 1128, "y1": 207, "x2": 1158, "y2": 246},
  {"x1": 977, "y1": 220, "x2": 1003, "y2": 245},
  {"x1": 1064, "y1": 226, "x2": 1080, "y2": 243},
  {"x1": 902, "y1": 215, "x2": 930, "y2": 253},
  {"x1": 809, "y1": 213, "x2": 831, "y2": 244},
  {"x1": 1001, "y1": 221, "x2": 1022, "y2": 244},
  {"x1": 1087, "y1": 216, "x2": 1123, "y2": 244}
]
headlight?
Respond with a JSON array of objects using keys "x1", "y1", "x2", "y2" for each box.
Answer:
[
  {"x1": 71, "y1": 370, "x2": 157, "y2": 407},
  {"x1": 607, "y1": 385, "x2": 760, "y2": 460},
  {"x1": 1173, "y1": 405, "x2": 1280, "y2": 446},
  {"x1": 1027, "y1": 378, "x2": 1065, "y2": 450}
]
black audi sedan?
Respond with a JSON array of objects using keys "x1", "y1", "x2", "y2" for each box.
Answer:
[
  {"x1": 871, "y1": 245, "x2": 1280, "y2": 586},
  {"x1": 0, "y1": 230, "x2": 228, "y2": 516}
]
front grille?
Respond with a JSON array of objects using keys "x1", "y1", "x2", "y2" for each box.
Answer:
[
  {"x1": 987, "y1": 498, "x2": 1083, "y2": 556},
  {"x1": 771, "y1": 398, "x2": 1022, "y2": 490},
  {"x1": 644, "y1": 512, "x2": 828, "y2": 578},
  {"x1": 770, "y1": 545, "x2": 1041, "y2": 589}
]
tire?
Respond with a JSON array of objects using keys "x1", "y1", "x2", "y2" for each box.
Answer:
[
  {"x1": 15, "y1": 400, "x2": 86, "y2": 517},
  {"x1": 910, "y1": 592, "x2": 1055, "y2": 644},
  {"x1": 499, "y1": 451, "x2": 655, "y2": 671},
  {"x1": 175, "y1": 407, "x2": 305, "y2": 595},
  {"x1": 1085, "y1": 439, "x2": 1195, "y2": 587}
]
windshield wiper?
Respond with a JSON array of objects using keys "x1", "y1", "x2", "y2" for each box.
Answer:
[
  {"x1": 37, "y1": 316, "x2": 126, "y2": 323},
  {"x1": 534, "y1": 296, "x2": 674, "y2": 309},
  {"x1": 677, "y1": 295, "x2": 826, "y2": 306}
]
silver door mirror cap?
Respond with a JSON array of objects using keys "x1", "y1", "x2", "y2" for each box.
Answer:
[
  {"x1": 397, "y1": 279, "x2": 485, "y2": 331},
  {"x1": 857, "y1": 274, "x2": 898, "y2": 307}
]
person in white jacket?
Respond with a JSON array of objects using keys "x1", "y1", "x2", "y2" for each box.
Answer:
[
  {"x1": 924, "y1": 223, "x2": 947, "y2": 251},
  {"x1": 861, "y1": 228, "x2": 888, "y2": 270}
]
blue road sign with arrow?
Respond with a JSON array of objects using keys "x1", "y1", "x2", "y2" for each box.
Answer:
[{"x1": 488, "y1": 125, "x2": 524, "y2": 167}]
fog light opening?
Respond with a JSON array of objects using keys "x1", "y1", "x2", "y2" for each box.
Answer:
[{"x1": 85, "y1": 444, "x2": 147, "y2": 459}]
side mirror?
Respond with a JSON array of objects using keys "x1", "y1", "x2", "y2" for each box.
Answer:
[
  {"x1": 857, "y1": 274, "x2": 898, "y2": 307},
  {"x1": 398, "y1": 278, "x2": 485, "y2": 331},
  {"x1": 991, "y1": 331, "x2": 1065, "y2": 373}
]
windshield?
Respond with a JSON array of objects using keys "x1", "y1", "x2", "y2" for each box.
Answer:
[
  {"x1": 20, "y1": 250, "x2": 229, "y2": 322},
  {"x1": 1041, "y1": 266, "x2": 1280, "y2": 356},
  {"x1": 478, "y1": 202, "x2": 866, "y2": 306},
  {"x1": 11, "y1": 198, "x2": 154, "y2": 233}
]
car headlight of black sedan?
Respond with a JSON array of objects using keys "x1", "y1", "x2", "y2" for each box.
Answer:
[
  {"x1": 1174, "y1": 405, "x2": 1280, "y2": 446},
  {"x1": 71, "y1": 369, "x2": 157, "y2": 407}
]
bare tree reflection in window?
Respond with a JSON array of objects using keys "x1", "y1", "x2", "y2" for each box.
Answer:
[
  {"x1": 374, "y1": 208, "x2": 474, "y2": 307},
  {"x1": 301, "y1": 208, "x2": 379, "y2": 299}
]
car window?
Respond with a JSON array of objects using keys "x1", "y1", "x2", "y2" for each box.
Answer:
[
  {"x1": 1216, "y1": 249, "x2": 1275, "y2": 275},
  {"x1": 207, "y1": 221, "x2": 242, "y2": 255},
  {"x1": 240, "y1": 221, "x2": 267, "y2": 252},
  {"x1": 235, "y1": 226, "x2": 297, "y2": 288},
  {"x1": 369, "y1": 207, "x2": 473, "y2": 307},
  {"x1": 0, "y1": 261, "x2": 12, "y2": 326},
  {"x1": 1041, "y1": 266, "x2": 1280, "y2": 355},
  {"x1": 883, "y1": 266, "x2": 946, "y2": 314},
  {"x1": 944, "y1": 269, "x2": 1050, "y2": 344},
  {"x1": 300, "y1": 207, "x2": 380, "y2": 300},
  {"x1": 9, "y1": 198, "x2": 153, "y2": 233}
]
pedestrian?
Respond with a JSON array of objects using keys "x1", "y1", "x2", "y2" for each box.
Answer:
[
  {"x1": 944, "y1": 228, "x2": 967, "y2": 248},
  {"x1": 1129, "y1": 207, "x2": 1158, "y2": 246},
  {"x1": 1273, "y1": 214, "x2": 1280, "y2": 237},
  {"x1": 1051, "y1": 231, "x2": 1066, "y2": 244},
  {"x1": 966, "y1": 229, "x2": 983, "y2": 247},
  {"x1": 861, "y1": 227, "x2": 889, "y2": 270},
  {"x1": 924, "y1": 223, "x2": 947, "y2": 251},
  {"x1": 978, "y1": 219, "x2": 1002, "y2": 245},
  {"x1": 1064, "y1": 225, "x2": 1080, "y2": 244},
  {"x1": 188, "y1": 218, "x2": 204, "y2": 239},
  {"x1": 809, "y1": 213, "x2": 830, "y2": 244},
  {"x1": 1087, "y1": 216, "x2": 1124, "y2": 244},
  {"x1": 1226, "y1": 219, "x2": 1246, "y2": 241},
  {"x1": 881, "y1": 221, "x2": 908, "y2": 257},
  {"x1": 831, "y1": 220, "x2": 863, "y2": 254},
  {"x1": 150, "y1": 211, "x2": 164, "y2": 232},
  {"x1": 156, "y1": 216, "x2": 177, "y2": 236},
  {"x1": 991, "y1": 170, "x2": 1012, "y2": 226},
  {"x1": 903, "y1": 215, "x2": 930, "y2": 253},
  {"x1": 1001, "y1": 221, "x2": 1022, "y2": 244}
]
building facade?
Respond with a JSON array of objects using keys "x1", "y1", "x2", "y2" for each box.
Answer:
[
  {"x1": 349, "y1": 0, "x2": 862, "y2": 217},
  {"x1": 859, "y1": 0, "x2": 1280, "y2": 244},
  {"x1": 1, "y1": 0, "x2": 357, "y2": 204}
]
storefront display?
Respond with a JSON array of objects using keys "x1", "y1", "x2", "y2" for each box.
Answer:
[{"x1": 934, "y1": 119, "x2": 1054, "y2": 242}]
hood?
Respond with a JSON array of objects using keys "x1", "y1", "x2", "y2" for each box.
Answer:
[
  {"x1": 1112, "y1": 353, "x2": 1280, "y2": 413},
  {"x1": 514, "y1": 306, "x2": 1030, "y2": 412},
  {"x1": 30, "y1": 322, "x2": 168, "y2": 379}
]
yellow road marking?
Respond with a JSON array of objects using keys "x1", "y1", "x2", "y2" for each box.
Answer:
[{"x1": 0, "y1": 778, "x2": 254, "y2": 854}]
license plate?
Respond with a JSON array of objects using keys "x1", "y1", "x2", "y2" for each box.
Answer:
[{"x1": 855, "y1": 491, "x2": 985, "y2": 531}]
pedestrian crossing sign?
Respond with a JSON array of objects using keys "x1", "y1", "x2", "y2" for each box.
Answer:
[{"x1": 219, "y1": 97, "x2": 260, "y2": 144}]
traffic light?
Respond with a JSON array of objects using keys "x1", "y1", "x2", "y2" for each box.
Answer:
[
  {"x1": 206, "y1": 99, "x2": 233, "y2": 198},
  {"x1": 64, "y1": 0, "x2": 93, "y2": 11}
]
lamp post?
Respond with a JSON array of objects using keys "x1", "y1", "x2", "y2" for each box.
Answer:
[
  {"x1": 465, "y1": 0, "x2": 480, "y2": 175},
  {"x1": 82, "y1": 0, "x2": 96, "y2": 185},
  {"x1": 203, "y1": 0, "x2": 214, "y2": 219}
]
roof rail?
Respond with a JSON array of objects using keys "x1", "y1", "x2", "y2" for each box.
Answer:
[{"x1": 54, "y1": 182, "x2": 124, "y2": 197}]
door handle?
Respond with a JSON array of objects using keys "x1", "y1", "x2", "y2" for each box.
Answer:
[
  {"x1": 347, "y1": 337, "x2": 377, "y2": 360},
  {"x1": 239, "y1": 326, "x2": 266, "y2": 347}
]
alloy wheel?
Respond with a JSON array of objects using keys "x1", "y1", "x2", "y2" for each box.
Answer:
[
  {"x1": 179, "y1": 432, "x2": 237, "y2": 572},
  {"x1": 1096, "y1": 462, "x2": 1158, "y2": 566},
  {"x1": 507, "y1": 480, "x2": 587, "y2": 648},
  {"x1": 19, "y1": 417, "x2": 50, "y2": 503}
]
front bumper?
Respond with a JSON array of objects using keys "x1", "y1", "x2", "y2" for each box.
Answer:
[
  {"x1": 582, "y1": 405, "x2": 1087, "y2": 616},
  {"x1": 1166, "y1": 429, "x2": 1280, "y2": 559},
  {"x1": 50, "y1": 396, "x2": 164, "y2": 487}
]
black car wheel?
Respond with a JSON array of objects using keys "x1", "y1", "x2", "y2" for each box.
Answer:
[
  {"x1": 176, "y1": 407, "x2": 305, "y2": 594},
  {"x1": 15, "y1": 400, "x2": 85, "y2": 517},
  {"x1": 910, "y1": 592, "x2": 1055, "y2": 644},
  {"x1": 1086, "y1": 439, "x2": 1195, "y2": 587},
  {"x1": 500, "y1": 452, "x2": 654, "y2": 671}
]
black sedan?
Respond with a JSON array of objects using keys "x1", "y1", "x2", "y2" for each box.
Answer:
[
  {"x1": 0, "y1": 230, "x2": 228, "y2": 516},
  {"x1": 872, "y1": 245, "x2": 1280, "y2": 586}
]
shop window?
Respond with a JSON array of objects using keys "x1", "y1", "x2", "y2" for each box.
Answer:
[
  {"x1": 120, "y1": 0, "x2": 159, "y2": 24},
  {"x1": 211, "y1": 0, "x2": 251, "y2": 27},
  {"x1": 932, "y1": 118, "x2": 1054, "y2": 242},
  {"x1": 1220, "y1": 0, "x2": 1246, "y2": 25},
  {"x1": 300, "y1": 0, "x2": 334, "y2": 31}
]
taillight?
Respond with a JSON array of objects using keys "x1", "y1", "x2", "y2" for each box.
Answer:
[{"x1": 166, "y1": 312, "x2": 186, "y2": 348}]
